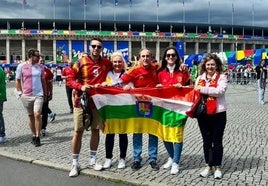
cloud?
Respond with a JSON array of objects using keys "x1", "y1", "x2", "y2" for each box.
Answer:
[{"x1": 0, "y1": 0, "x2": 267, "y2": 27}]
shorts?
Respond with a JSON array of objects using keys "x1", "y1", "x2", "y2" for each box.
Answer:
[
  {"x1": 20, "y1": 95, "x2": 44, "y2": 115},
  {"x1": 73, "y1": 107, "x2": 103, "y2": 132}
]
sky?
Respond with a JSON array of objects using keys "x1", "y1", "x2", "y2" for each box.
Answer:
[{"x1": 0, "y1": 0, "x2": 267, "y2": 28}]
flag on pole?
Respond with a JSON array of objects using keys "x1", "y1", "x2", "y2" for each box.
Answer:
[
  {"x1": 115, "y1": 0, "x2": 118, "y2": 6},
  {"x1": 232, "y1": 3, "x2": 234, "y2": 13},
  {"x1": 129, "y1": 0, "x2": 132, "y2": 7},
  {"x1": 182, "y1": 0, "x2": 184, "y2": 6},
  {"x1": 157, "y1": 0, "x2": 159, "y2": 7},
  {"x1": 84, "y1": 0, "x2": 87, "y2": 6},
  {"x1": 23, "y1": 0, "x2": 27, "y2": 5},
  {"x1": 91, "y1": 86, "x2": 198, "y2": 142}
]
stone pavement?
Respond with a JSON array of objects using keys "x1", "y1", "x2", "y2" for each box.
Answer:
[{"x1": 0, "y1": 82, "x2": 267, "y2": 186}]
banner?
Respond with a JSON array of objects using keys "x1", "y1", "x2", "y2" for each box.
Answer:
[{"x1": 91, "y1": 86, "x2": 197, "y2": 142}]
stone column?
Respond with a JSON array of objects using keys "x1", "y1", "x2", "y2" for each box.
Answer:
[
  {"x1": 6, "y1": 38, "x2": 10, "y2": 64},
  {"x1": 53, "y1": 39, "x2": 56, "y2": 63},
  {"x1": 22, "y1": 39, "x2": 26, "y2": 62}
]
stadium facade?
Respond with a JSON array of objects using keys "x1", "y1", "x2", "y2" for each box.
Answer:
[{"x1": 1, "y1": 18, "x2": 268, "y2": 67}]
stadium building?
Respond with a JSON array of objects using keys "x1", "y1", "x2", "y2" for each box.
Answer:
[{"x1": 1, "y1": 18, "x2": 268, "y2": 67}]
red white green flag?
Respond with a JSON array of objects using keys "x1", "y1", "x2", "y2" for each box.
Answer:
[{"x1": 91, "y1": 86, "x2": 197, "y2": 142}]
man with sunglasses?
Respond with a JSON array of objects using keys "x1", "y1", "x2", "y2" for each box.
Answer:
[
  {"x1": 68, "y1": 38, "x2": 112, "y2": 177},
  {"x1": 120, "y1": 48, "x2": 160, "y2": 171},
  {"x1": 15, "y1": 48, "x2": 47, "y2": 147}
]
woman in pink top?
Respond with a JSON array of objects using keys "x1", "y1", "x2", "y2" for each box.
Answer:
[{"x1": 194, "y1": 53, "x2": 228, "y2": 179}]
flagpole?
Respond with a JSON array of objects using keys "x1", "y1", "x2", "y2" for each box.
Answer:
[
  {"x1": 128, "y1": 0, "x2": 131, "y2": 31},
  {"x1": 84, "y1": 0, "x2": 86, "y2": 21},
  {"x1": 114, "y1": 0, "x2": 118, "y2": 32},
  {"x1": 53, "y1": 0, "x2": 55, "y2": 30},
  {"x1": 182, "y1": 1, "x2": 185, "y2": 33},
  {"x1": 232, "y1": 3, "x2": 234, "y2": 25},
  {"x1": 99, "y1": 0, "x2": 102, "y2": 31},
  {"x1": 208, "y1": 1, "x2": 210, "y2": 24},
  {"x1": 68, "y1": 0, "x2": 71, "y2": 20},
  {"x1": 156, "y1": 0, "x2": 159, "y2": 32},
  {"x1": 252, "y1": 4, "x2": 255, "y2": 27}
]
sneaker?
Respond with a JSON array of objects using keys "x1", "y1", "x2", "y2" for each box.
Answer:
[
  {"x1": 93, "y1": 163, "x2": 103, "y2": 171},
  {"x1": 49, "y1": 113, "x2": 56, "y2": 123},
  {"x1": 117, "y1": 159, "x2": 126, "y2": 169},
  {"x1": 35, "y1": 137, "x2": 41, "y2": 147},
  {"x1": 149, "y1": 161, "x2": 159, "y2": 171},
  {"x1": 0, "y1": 136, "x2": 7, "y2": 143},
  {"x1": 69, "y1": 164, "x2": 81, "y2": 177},
  {"x1": 214, "y1": 170, "x2": 222, "y2": 179},
  {"x1": 200, "y1": 167, "x2": 212, "y2": 177},
  {"x1": 41, "y1": 129, "x2": 46, "y2": 136},
  {"x1": 103, "y1": 159, "x2": 112, "y2": 169},
  {"x1": 163, "y1": 157, "x2": 173, "y2": 169},
  {"x1": 170, "y1": 163, "x2": 179, "y2": 174},
  {"x1": 131, "y1": 161, "x2": 141, "y2": 170},
  {"x1": 89, "y1": 157, "x2": 96, "y2": 167}
]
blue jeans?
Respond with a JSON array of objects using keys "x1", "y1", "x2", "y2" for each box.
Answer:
[
  {"x1": 257, "y1": 79, "x2": 266, "y2": 104},
  {"x1": 163, "y1": 141, "x2": 183, "y2": 164},
  {"x1": 0, "y1": 102, "x2": 5, "y2": 137},
  {"x1": 132, "y1": 133, "x2": 158, "y2": 163}
]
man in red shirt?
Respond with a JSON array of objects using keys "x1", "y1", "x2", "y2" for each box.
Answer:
[
  {"x1": 61, "y1": 60, "x2": 74, "y2": 113},
  {"x1": 68, "y1": 38, "x2": 112, "y2": 177},
  {"x1": 121, "y1": 48, "x2": 160, "y2": 171}
]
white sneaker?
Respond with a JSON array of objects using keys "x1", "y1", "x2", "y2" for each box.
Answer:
[
  {"x1": 0, "y1": 136, "x2": 7, "y2": 143},
  {"x1": 214, "y1": 170, "x2": 222, "y2": 179},
  {"x1": 103, "y1": 158, "x2": 112, "y2": 169},
  {"x1": 163, "y1": 157, "x2": 173, "y2": 169},
  {"x1": 69, "y1": 164, "x2": 81, "y2": 177},
  {"x1": 170, "y1": 163, "x2": 179, "y2": 174},
  {"x1": 89, "y1": 157, "x2": 96, "y2": 167},
  {"x1": 93, "y1": 163, "x2": 103, "y2": 171},
  {"x1": 200, "y1": 168, "x2": 212, "y2": 177},
  {"x1": 117, "y1": 159, "x2": 126, "y2": 169}
]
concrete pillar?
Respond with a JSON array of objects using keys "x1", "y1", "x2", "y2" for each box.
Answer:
[
  {"x1": 84, "y1": 40, "x2": 87, "y2": 53},
  {"x1": 69, "y1": 40, "x2": 72, "y2": 60},
  {"x1": 37, "y1": 40, "x2": 41, "y2": 53},
  {"x1": 53, "y1": 39, "x2": 56, "y2": 63},
  {"x1": 207, "y1": 42, "x2": 211, "y2": 53},
  {"x1": 156, "y1": 40, "x2": 160, "y2": 62},
  {"x1": 141, "y1": 38, "x2": 146, "y2": 49},
  {"x1": 195, "y1": 42, "x2": 199, "y2": 54},
  {"x1": 242, "y1": 43, "x2": 246, "y2": 50},
  {"x1": 128, "y1": 40, "x2": 132, "y2": 62},
  {"x1": 114, "y1": 39, "x2": 117, "y2": 51},
  {"x1": 22, "y1": 39, "x2": 26, "y2": 61},
  {"x1": 6, "y1": 39, "x2": 10, "y2": 64}
]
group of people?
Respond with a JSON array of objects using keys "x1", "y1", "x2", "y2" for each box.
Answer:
[
  {"x1": 63, "y1": 37, "x2": 228, "y2": 180},
  {"x1": 1, "y1": 37, "x2": 228, "y2": 180}
]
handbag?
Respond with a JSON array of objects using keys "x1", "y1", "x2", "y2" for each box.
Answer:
[{"x1": 193, "y1": 96, "x2": 207, "y2": 118}]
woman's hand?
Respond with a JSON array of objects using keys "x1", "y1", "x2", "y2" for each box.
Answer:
[
  {"x1": 123, "y1": 85, "x2": 131, "y2": 91},
  {"x1": 174, "y1": 83, "x2": 182, "y2": 88},
  {"x1": 156, "y1": 84, "x2": 163, "y2": 88}
]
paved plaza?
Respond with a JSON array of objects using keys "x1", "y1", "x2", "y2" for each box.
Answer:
[{"x1": 0, "y1": 82, "x2": 267, "y2": 186}]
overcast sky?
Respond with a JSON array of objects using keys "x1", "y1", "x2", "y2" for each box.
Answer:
[{"x1": 0, "y1": 0, "x2": 267, "y2": 27}]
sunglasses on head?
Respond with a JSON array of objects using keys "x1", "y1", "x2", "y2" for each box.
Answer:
[
  {"x1": 166, "y1": 53, "x2": 177, "y2": 58},
  {"x1": 91, "y1": 45, "x2": 102, "y2": 49}
]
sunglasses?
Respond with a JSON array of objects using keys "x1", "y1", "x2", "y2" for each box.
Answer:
[
  {"x1": 91, "y1": 45, "x2": 102, "y2": 49},
  {"x1": 166, "y1": 54, "x2": 177, "y2": 58}
]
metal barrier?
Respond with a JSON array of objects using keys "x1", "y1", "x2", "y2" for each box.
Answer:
[{"x1": 227, "y1": 71, "x2": 257, "y2": 88}]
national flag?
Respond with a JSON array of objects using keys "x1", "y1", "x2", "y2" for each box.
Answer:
[
  {"x1": 69, "y1": 0, "x2": 71, "y2": 6},
  {"x1": 100, "y1": 0, "x2": 102, "y2": 5},
  {"x1": 91, "y1": 86, "x2": 198, "y2": 142},
  {"x1": 157, "y1": 0, "x2": 159, "y2": 7},
  {"x1": 115, "y1": 0, "x2": 118, "y2": 6},
  {"x1": 232, "y1": 3, "x2": 234, "y2": 13},
  {"x1": 182, "y1": 0, "x2": 184, "y2": 6},
  {"x1": 129, "y1": 0, "x2": 132, "y2": 7},
  {"x1": 23, "y1": 0, "x2": 27, "y2": 5},
  {"x1": 84, "y1": 0, "x2": 87, "y2": 6}
]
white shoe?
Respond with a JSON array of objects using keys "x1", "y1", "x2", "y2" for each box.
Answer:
[
  {"x1": 117, "y1": 159, "x2": 126, "y2": 169},
  {"x1": 163, "y1": 157, "x2": 173, "y2": 169},
  {"x1": 89, "y1": 157, "x2": 96, "y2": 167},
  {"x1": 214, "y1": 170, "x2": 222, "y2": 179},
  {"x1": 170, "y1": 163, "x2": 179, "y2": 174},
  {"x1": 103, "y1": 158, "x2": 112, "y2": 169},
  {"x1": 200, "y1": 168, "x2": 212, "y2": 177},
  {"x1": 0, "y1": 136, "x2": 7, "y2": 143},
  {"x1": 94, "y1": 163, "x2": 103, "y2": 171},
  {"x1": 69, "y1": 164, "x2": 81, "y2": 177}
]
